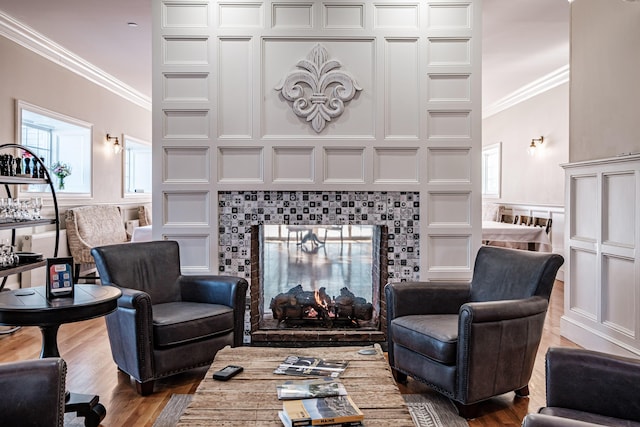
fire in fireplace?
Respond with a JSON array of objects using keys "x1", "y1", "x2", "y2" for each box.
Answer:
[{"x1": 270, "y1": 284, "x2": 373, "y2": 328}]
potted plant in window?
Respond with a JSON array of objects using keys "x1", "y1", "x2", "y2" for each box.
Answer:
[{"x1": 50, "y1": 162, "x2": 71, "y2": 190}]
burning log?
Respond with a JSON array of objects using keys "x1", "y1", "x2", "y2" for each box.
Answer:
[{"x1": 269, "y1": 284, "x2": 373, "y2": 327}]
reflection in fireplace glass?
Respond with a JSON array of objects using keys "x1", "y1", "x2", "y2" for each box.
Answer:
[{"x1": 260, "y1": 224, "x2": 377, "y2": 329}]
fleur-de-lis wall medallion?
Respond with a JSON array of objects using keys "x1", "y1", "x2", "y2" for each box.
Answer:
[{"x1": 275, "y1": 44, "x2": 362, "y2": 133}]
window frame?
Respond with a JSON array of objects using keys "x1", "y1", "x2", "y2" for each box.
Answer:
[
  {"x1": 481, "y1": 142, "x2": 501, "y2": 199},
  {"x1": 16, "y1": 100, "x2": 93, "y2": 199},
  {"x1": 122, "y1": 134, "x2": 152, "y2": 199}
]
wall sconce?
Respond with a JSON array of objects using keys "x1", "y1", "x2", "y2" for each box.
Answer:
[
  {"x1": 528, "y1": 136, "x2": 544, "y2": 156},
  {"x1": 106, "y1": 133, "x2": 122, "y2": 154}
]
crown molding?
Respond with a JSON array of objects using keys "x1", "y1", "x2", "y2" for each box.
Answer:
[
  {"x1": 0, "y1": 11, "x2": 151, "y2": 111},
  {"x1": 482, "y1": 65, "x2": 570, "y2": 119}
]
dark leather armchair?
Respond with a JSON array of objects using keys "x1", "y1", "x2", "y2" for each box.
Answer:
[
  {"x1": 91, "y1": 240, "x2": 248, "y2": 396},
  {"x1": 522, "y1": 347, "x2": 640, "y2": 427},
  {"x1": 0, "y1": 358, "x2": 67, "y2": 427},
  {"x1": 385, "y1": 245, "x2": 564, "y2": 418}
]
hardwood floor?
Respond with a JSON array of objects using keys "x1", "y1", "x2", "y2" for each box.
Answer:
[{"x1": 0, "y1": 280, "x2": 578, "y2": 426}]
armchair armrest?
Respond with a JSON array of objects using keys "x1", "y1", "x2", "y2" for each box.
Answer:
[
  {"x1": 180, "y1": 275, "x2": 248, "y2": 347},
  {"x1": 385, "y1": 281, "x2": 470, "y2": 319},
  {"x1": 116, "y1": 286, "x2": 152, "y2": 310},
  {"x1": 523, "y1": 414, "x2": 601, "y2": 427},
  {"x1": 0, "y1": 358, "x2": 67, "y2": 427},
  {"x1": 179, "y1": 275, "x2": 248, "y2": 307},
  {"x1": 460, "y1": 296, "x2": 548, "y2": 323},
  {"x1": 456, "y1": 296, "x2": 549, "y2": 403},
  {"x1": 545, "y1": 347, "x2": 640, "y2": 422}
]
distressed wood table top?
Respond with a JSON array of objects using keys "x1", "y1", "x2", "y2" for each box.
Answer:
[{"x1": 177, "y1": 344, "x2": 414, "y2": 426}]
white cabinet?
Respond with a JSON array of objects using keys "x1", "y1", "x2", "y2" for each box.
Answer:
[{"x1": 562, "y1": 155, "x2": 640, "y2": 357}]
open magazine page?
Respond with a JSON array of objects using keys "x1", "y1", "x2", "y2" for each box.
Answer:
[
  {"x1": 277, "y1": 378, "x2": 348, "y2": 400},
  {"x1": 274, "y1": 356, "x2": 349, "y2": 378}
]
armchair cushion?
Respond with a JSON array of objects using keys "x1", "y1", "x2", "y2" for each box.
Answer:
[
  {"x1": 138, "y1": 203, "x2": 152, "y2": 227},
  {"x1": 153, "y1": 301, "x2": 234, "y2": 347},
  {"x1": 390, "y1": 314, "x2": 458, "y2": 364}
]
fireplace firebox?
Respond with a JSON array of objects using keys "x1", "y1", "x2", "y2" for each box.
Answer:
[{"x1": 250, "y1": 224, "x2": 388, "y2": 346}]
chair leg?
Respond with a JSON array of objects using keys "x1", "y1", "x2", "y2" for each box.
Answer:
[
  {"x1": 514, "y1": 385, "x2": 530, "y2": 397},
  {"x1": 73, "y1": 264, "x2": 81, "y2": 284},
  {"x1": 135, "y1": 380, "x2": 155, "y2": 396},
  {"x1": 391, "y1": 368, "x2": 407, "y2": 384},
  {"x1": 452, "y1": 401, "x2": 481, "y2": 419}
]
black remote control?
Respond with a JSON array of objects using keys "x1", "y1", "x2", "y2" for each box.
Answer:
[{"x1": 212, "y1": 365, "x2": 243, "y2": 381}]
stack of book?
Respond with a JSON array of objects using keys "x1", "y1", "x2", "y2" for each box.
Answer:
[{"x1": 275, "y1": 356, "x2": 364, "y2": 427}]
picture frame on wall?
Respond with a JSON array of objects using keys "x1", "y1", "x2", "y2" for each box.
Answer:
[{"x1": 46, "y1": 257, "x2": 74, "y2": 300}]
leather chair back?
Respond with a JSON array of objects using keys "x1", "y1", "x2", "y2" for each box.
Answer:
[
  {"x1": 470, "y1": 246, "x2": 564, "y2": 303},
  {"x1": 92, "y1": 240, "x2": 182, "y2": 304}
]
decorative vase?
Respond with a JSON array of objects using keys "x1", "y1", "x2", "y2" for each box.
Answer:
[{"x1": 58, "y1": 176, "x2": 65, "y2": 190}]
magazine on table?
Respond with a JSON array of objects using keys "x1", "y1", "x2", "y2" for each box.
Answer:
[
  {"x1": 279, "y1": 395, "x2": 364, "y2": 426},
  {"x1": 277, "y1": 378, "x2": 348, "y2": 400},
  {"x1": 274, "y1": 355, "x2": 349, "y2": 378}
]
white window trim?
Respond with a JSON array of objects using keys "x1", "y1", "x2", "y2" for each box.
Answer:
[{"x1": 482, "y1": 142, "x2": 501, "y2": 199}]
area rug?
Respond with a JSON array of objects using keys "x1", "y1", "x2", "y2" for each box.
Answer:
[
  {"x1": 404, "y1": 393, "x2": 469, "y2": 427},
  {"x1": 152, "y1": 392, "x2": 468, "y2": 427}
]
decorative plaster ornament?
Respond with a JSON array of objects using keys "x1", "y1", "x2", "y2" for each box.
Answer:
[{"x1": 275, "y1": 44, "x2": 362, "y2": 133}]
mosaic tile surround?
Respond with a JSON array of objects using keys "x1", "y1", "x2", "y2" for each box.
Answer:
[
  {"x1": 217, "y1": 191, "x2": 421, "y2": 282},
  {"x1": 218, "y1": 190, "x2": 421, "y2": 343}
]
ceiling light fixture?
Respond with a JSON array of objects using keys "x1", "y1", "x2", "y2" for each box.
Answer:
[
  {"x1": 127, "y1": 22, "x2": 138, "y2": 27},
  {"x1": 106, "y1": 133, "x2": 122, "y2": 154}
]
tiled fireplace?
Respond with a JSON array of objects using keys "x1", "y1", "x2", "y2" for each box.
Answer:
[{"x1": 217, "y1": 190, "x2": 421, "y2": 345}]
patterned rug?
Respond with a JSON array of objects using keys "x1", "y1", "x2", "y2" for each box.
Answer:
[{"x1": 151, "y1": 392, "x2": 468, "y2": 427}]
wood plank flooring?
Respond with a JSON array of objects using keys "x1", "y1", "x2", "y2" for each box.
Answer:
[{"x1": 0, "y1": 280, "x2": 578, "y2": 427}]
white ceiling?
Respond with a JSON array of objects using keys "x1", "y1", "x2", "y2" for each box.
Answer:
[{"x1": 0, "y1": 0, "x2": 570, "y2": 111}]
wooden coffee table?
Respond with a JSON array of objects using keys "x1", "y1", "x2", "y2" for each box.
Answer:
[{"x1": 177, "y1": 345, "x2": 414, "y2": 426}]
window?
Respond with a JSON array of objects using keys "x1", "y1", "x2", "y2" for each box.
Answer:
[
  {"x1": 123, "y1": 135, "x2": 151, "y2": 197},
  {"x1": 17, "y1": 101, "x2": 92, "y2": 195},
  {"x1": 482, "y1": 142, "x2": 501, "y2": 198}
]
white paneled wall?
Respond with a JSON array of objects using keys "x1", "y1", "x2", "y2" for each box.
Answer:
[
  {"x1": 152, "y1": 0, "x2": 482, "y2": 279},
  {"x1": 562, "y1": 155, "x2": 640, "y2": 357}
]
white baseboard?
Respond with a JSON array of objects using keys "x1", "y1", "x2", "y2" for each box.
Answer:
[{"x1": 561, "y1": 315, "x2": 640, "y2": 358}]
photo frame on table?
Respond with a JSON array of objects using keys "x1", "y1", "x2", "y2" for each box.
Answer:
[{"x1": 46, "y1": 257, "x2": 74, "y2": 300}]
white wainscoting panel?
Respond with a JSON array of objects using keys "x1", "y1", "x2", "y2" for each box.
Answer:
[
  {"x1": 603, "y1": 172, "x2": 636, "y2": 247},
  {"x1": 164, "y1": 234, "x2": 211, "y2": 272},
  {"x1": 162, "y1": 2, "x2": 209, "y2": 28},
  {"x1": 164, "y1": 191, "x2": 210, "y2": 225},
  {"x1": 218, "y1": 147, "x2": 264, "y2": 182},
  {"x1": 427, "y1": 235, "x2": 471, "y2": 271},
  {"x1": 571, "y1": 174, "x2": 598, "y2": 241},
  {"x1": 218, "y1": 3, "x2": 263, "y2": 28},
  {"x1": 562, "y1": 155, "x2": 640, "y2": 357},
  {"x1": 163, "y1": 146, "x2": 210, "y2": 182},
  {"x1": 427, "y1": 38, "x2": 470, "y2": 66},
  {"x1": 427, "y1": 111, "x2": 471, "y2": 139},
  {"x1": 428, "y1": 74, "x2": 471, "y2": 102},
  {"x1": 323, "y1": 4, "x2": 364, "y2": 29},
  {"x1": 373, "y1": 148, "x2": 419, "y2": 183},
  {"x1": 163, "y1": 110, "x2": 210, "y2": 139},
  {"x1": 323, "y1": 147, "x2": 365, "y2": 183},
  {"x1": 163, "y1": 72, "x2": 210, "y2": 102},
  {"x1": 218, "y1": 38, "x2": 253, "y2": 139},
  {"x1": 428, "y1": 192, "x2": 471, "y2": 226},
  {"x1": 385, "y1": 38, "x2": 419, "y2": 139},
  {"x1": 272, "y1": 147, "x2": 314, "y2": 182},
  {"x1": 427, "y1": 148, "x2": 471, "y2": 183},
  {"x1": 427, "y1": 3, "x2": 472, "y2": 30},
  {"x1": 374, "y1": 4, "x2": 419, "y2": 29},
  {"x1": 271, "y1": 3, "x2": 313, "y2": 29},
  {"x1": 163, "y1": 37, "x2": 209, "y2": 64}
]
